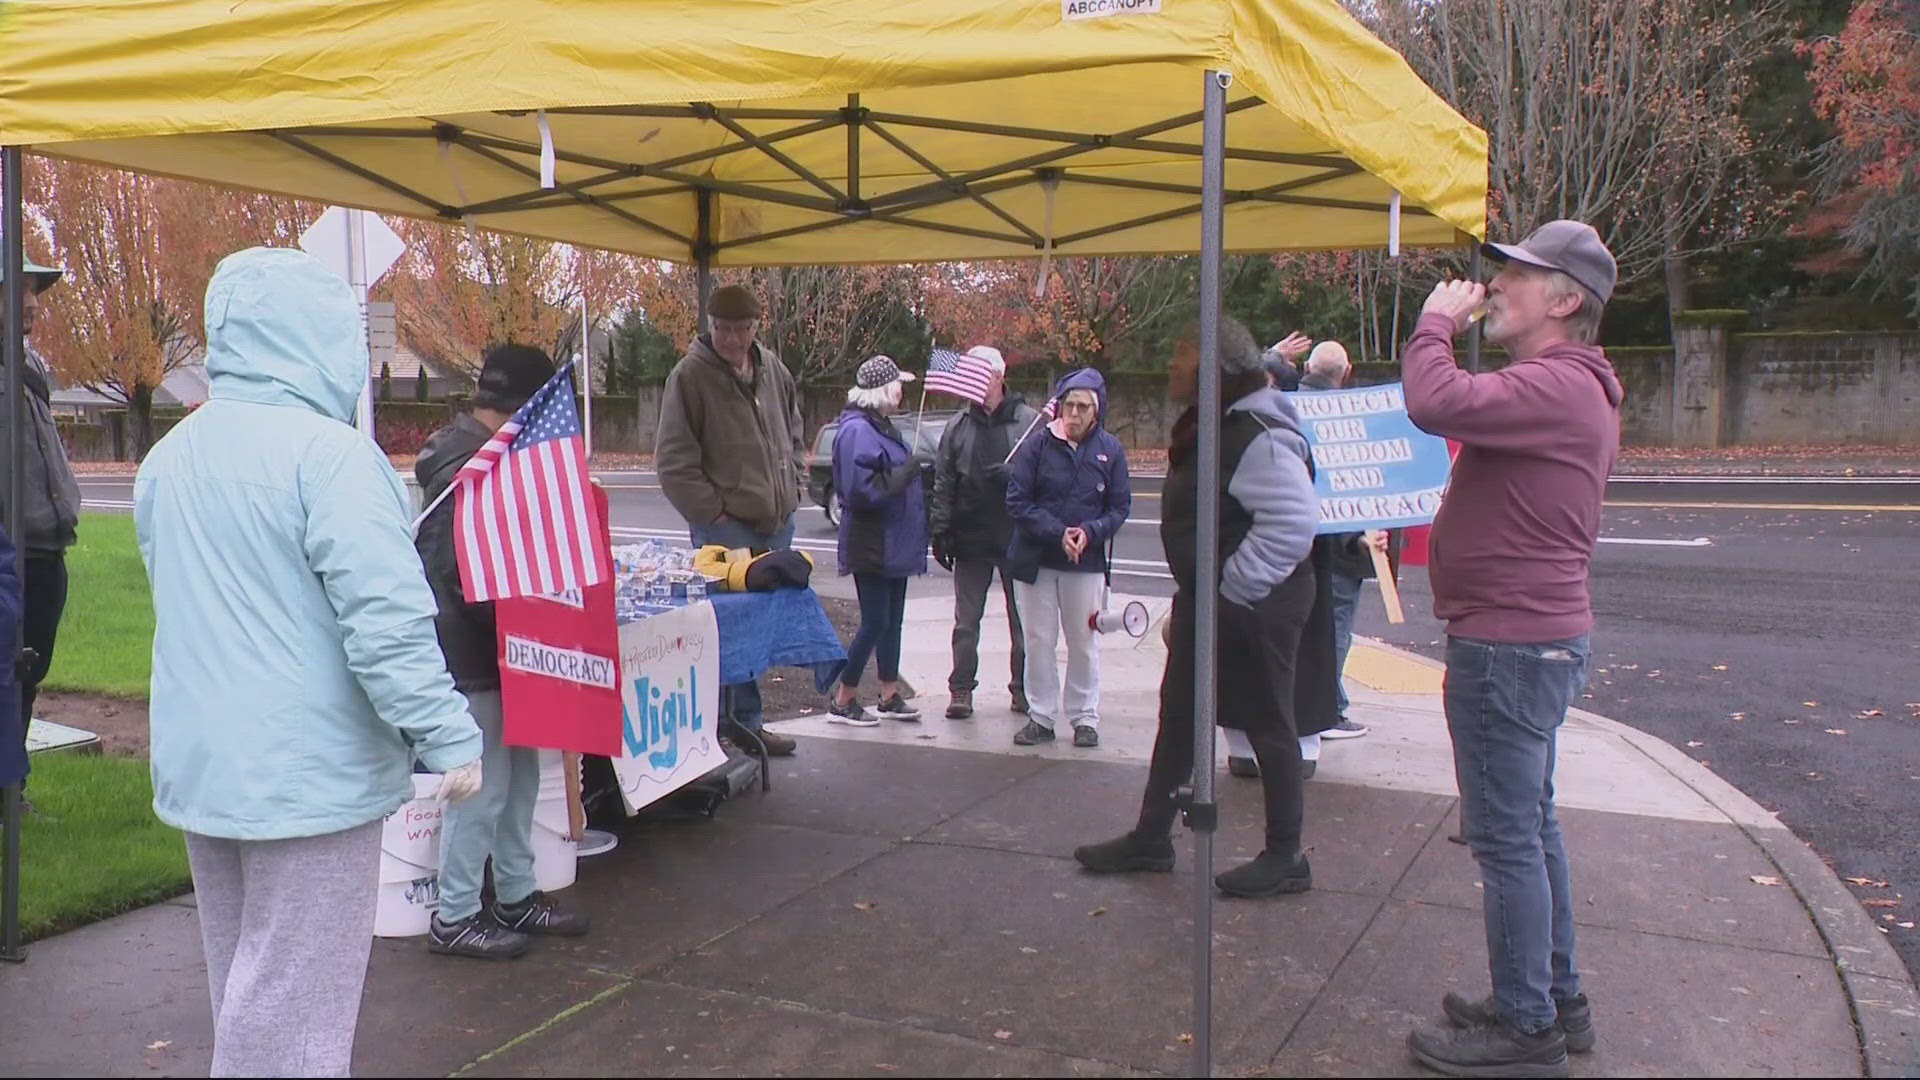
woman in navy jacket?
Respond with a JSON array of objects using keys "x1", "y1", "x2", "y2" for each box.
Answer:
[{"x1": 826, "y1": 356, "x2": 928, "y2": 724}]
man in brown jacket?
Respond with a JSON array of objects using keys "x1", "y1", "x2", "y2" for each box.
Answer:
[{"x1": 654, "y1": 284, "x2": 806, "y2": 755}]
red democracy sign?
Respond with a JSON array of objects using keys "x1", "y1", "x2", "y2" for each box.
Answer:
[{"x1": 495, "y1": 484, "x2": 622, "y2": 755}]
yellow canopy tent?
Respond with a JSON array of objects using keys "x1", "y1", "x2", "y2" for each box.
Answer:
[
  {"x1": 1, "y1": 4, "x2": 1485, "y2": 1064},
  {"x1": 0, "y1": 0, "x2": 1484, "y2": 267}
]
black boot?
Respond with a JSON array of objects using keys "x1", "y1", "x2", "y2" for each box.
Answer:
[
  {"x1": 1407, "y1": 1019, "x2": 1568, "y2": 1077},
  {"x1": 1074, "y1": 831, "x2": 1176, "y2": 873},
  {"x1": 1214, "y1": 848, "x2": 1312, "y2": 898}
]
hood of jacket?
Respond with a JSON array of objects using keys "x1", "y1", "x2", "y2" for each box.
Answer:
[
  {"x1": 1534, "y1": 340, "x2": 1626, "y2": 408},
  {"x1": 204, "y1": 248, "x2": 367, "y2": 422},
  {"x1": 1050, "y1": 367, "x2": 1109, "y2": 427},
  {"x1": 1229, "y1": 385, "x2": 1312, "y2": 462}
]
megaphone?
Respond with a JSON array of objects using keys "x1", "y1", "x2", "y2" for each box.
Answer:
[{"x1": 1089, "y1": 599, "x2": 1150, "y2": 638}]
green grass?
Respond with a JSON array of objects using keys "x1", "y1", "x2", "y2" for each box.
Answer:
[
  {"x1": 15, "y1": 752, "x2": 190, "y2": 941},
  {"x1": 44, "y1": 512, "x2": 153, "y2": 698}
]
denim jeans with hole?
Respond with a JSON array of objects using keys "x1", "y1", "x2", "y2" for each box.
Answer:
[
  {"x1": 1444, "y1": 634, "x2": 1591, "y2": 1034},
  {"x1": 687, "y1": 514, "x2": 796, "y2": 731}
]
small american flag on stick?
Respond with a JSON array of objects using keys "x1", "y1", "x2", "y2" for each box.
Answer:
[
  {"x1": 924, "y1": 348, "x2": 998, "y2": 406},
  {"x1": 453, "y1": 361, "x2": 606, "y2": 602}
]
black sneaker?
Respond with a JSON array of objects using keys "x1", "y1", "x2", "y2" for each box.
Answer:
[
  {"x1": 828, "y1": 695, "x2": 879, "y2": 727},
  {"x1": 871, "y1": 694, "x2": 921, "y2": 722},
  {"x1": 1228, "y1": 756, "x2": 1260, "y2": 778},
  {"x1": 1407, "y1": 1020, "x2": 1568, "y2": 1078},
  {"x1": 1072, "y1": 725, "x2": 1099, "y2": 748},
  {"x1": 492, "y1": 891, "x2": 590, "y2": 937},
  {"x1": 1074, "y1": 831, "x2": 1176, "y2": 873},
  {"x1": 1322, "y1": 716, "x2": 1370, "y2": 739},
  {"x1": 1443, "y1": 992, "x2": 1594, "y2": 1054},
  {"x1": 1214, "y1": 849, "x2": 1312, "y2": 898},
  {"x1": 1013, "y1": 719, "x2": 1055, "y2": 745},
  {"x1": 428, "y1": 912, "x2": 532, "y2": 959}
]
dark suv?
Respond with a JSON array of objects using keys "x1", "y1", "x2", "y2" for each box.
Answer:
[{"x1": 808, "y1": 410, "x2": 961, "y2": 527}]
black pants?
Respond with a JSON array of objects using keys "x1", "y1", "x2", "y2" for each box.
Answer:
[
  {"x1": 1136, "y1": 565, "x2": 1314, "y2": 852},
  {"x1": 14, "y1": 551, "x2": 68, "y2": 761},
  {"x1": 948, "y1": 557, "x2": 1024, "y2": 696}
]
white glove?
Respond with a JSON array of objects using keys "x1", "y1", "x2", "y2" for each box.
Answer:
[{"x1": 435, "y1": 759, "x2": 483, "y2": 804}]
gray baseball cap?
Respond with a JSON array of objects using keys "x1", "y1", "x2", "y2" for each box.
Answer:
[
  {"x1": 0, "y1": 258, "x2": 64, "y2": 294},
  {"x1": 1482, "y1": 220, "x2": 1616, "y2": 304}
]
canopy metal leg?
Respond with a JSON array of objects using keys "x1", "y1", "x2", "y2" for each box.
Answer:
[
  {"x1": 694, "y1": 190, "x2": 715, "y2": 334},
  {"x1": 2, "y1": 145, "x2": 29, "y2": 964},
  {"x1": 1184, "y1": 68, "x2": 1230, "y2": 1079}
]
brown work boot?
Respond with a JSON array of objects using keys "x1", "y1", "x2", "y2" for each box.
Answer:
[{"x1": 946, "y1": 690, "x2": 974, "y2": 719}]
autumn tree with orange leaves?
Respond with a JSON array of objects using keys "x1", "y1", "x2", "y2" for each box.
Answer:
[{"x1": 25, "y1": 159, "x2": 314, "y2": 456}]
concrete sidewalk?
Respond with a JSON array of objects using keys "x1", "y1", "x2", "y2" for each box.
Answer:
[{"x1": 2, "y1": 591, "x2": 1915, "y2": 1077}]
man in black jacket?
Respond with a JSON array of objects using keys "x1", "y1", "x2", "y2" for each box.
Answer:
[
  {"x1": 416, "y1": 344, "x2": 589, "y2": 960},
  {"x1": 0, "y1": 258, "x2": 81, "y2": 801},
  {"x1": 929, "y1": 346, "x2": 1038, "y2": 720},
  {"x1": 1298, "y1": 341, "x2": 1373, "y2": 742}
]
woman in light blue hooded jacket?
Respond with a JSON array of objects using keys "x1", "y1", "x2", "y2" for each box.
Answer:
[{"x1": 135, "y1": 247, "x2": 483, "y2": 1079}]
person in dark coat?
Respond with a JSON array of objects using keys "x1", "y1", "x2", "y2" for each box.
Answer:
[
  {"x1": 1005, "y1": 367, "x2": 1131, "y2": 749},
  {"x1": 929, "y1": 345, "x2": 1040, "y2": 719},
  {"x1": 1074, "y1": 315, "x2": 1328, "y2": 899},
  {"x1": 826, "y1": 356, "x2": 928, "y2": 724}
]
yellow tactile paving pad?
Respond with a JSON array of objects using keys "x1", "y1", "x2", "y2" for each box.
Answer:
[{"x1": 1343, "y1": 641, "x2": 1444, "y2": 695}]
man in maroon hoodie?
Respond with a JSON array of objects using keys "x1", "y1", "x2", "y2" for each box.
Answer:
[{"x1": 1400, "y1": 220, "x2": 1623, "y2": 1079}]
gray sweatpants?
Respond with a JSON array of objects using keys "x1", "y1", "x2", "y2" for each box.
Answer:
[{"x1": 184, "y1": 820, "x2": 382, "y2": 1078}]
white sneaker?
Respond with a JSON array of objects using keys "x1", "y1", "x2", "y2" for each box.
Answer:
[
  {"x1": 828, "y1": 697, "x2": 879, "y2": 727},
  {"x1": 868, "y1": 694, "x2": 922, "y2": 722}
]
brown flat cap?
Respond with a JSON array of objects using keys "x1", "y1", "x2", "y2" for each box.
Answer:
[{"x1": 708, "y1": 284, "x2": 761, "y2": 320}]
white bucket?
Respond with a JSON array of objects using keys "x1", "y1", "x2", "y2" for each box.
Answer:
[
  {"x1": 531, "y1": 750, "x2": 578, "y2": 892},
  {"x1": 374, "y1": 775, "x2": 444, "y2": 938}
]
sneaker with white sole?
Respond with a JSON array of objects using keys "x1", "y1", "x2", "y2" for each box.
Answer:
[
  {"x1": 1322, "y1": 717, "x2": 1369, "y2": 739},
  {"x1": 869, "y1": 694, "x2": 921, "y2": 721},
  {"x1": 828, "y1": 696, "x2": 879, "y2": 726}
]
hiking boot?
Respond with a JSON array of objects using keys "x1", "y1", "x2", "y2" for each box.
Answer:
[
  {"x1": 428, "y1": 912, "x2": 532, "y2": 959},
  {"x1": 871, "y1": 694, "x2": 921, "y2": 721},
  {"x1": 492, "y1": 891, "x2": 590, "y2": 937},
  {"x1": 1228, "y1": 756, "x2": 1260, "y2": 779},
  {"x1": 1073, "y1": 724, "x2": 1099, "y2": 748},
  {"x1": 1074, "y1": 831, "x2": 1176, "y2": 873},
  {"x1": 828, "y1": 695, "x2": 879, "y2": 727},
  {"x1": 1407, "y1": 1019, "x2": 1568, "y2": 1078},
  {"x1": 1444, "y1": 992, "x2": 1594, "y2": 1054},
  {"x1": 1011, "y1": 691, "x2": 1030, "y2": 715},
  {"x1": 1214, "y1": 849, "x2": 1312, "y2": 898},
  {"x1": 946, "y1": 690, "x2": 974, "y2": 719},
  {"x1": 1323, "y1": 716, "x2": 1370, "y2": 739},
  {"x1": 755, "y1": 729, "x2": 797, "y2": 756},
  {"x1": 1013, "y1": 719, "x2": 1055, "y2": 745}
]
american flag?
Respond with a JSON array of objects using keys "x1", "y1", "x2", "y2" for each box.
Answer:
[
  {"x1": 453, "y1": 361, "x2": 606, "y2": 603},
  {"x1": 924, "y1": 348, "x2": 997, "y2": 406}
]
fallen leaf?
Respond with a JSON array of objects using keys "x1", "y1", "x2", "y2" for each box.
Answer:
[
  {"x1": 144, "y1": 1041, "x2": 171, "y2": 1053},
  {"x1": 1729, "y1": 712, "x2": 1747, "y2": 719},
  {"x1": 1177, "y1": 1032, "x2": 1195, "y2": 1045},
  {"x1": 874, "y1": 1065, "x2": 901, "y2": 1072},
  {"x1": 1088, "y1": 906, "x2": 1108, "y2": 917},
  {"x1": 1730, "y1": 986, "x2": 1754, "y2": 996},
  {"x1": 1845, "y1": 877, "x2": 1891, "y2": 888},
  {"x1": 1019, "y1": 946, "x2": 1039, "y2": 954},
  {"x1": 1899, "y1": 922, "x2": 1916, "y2": 930},
  {"x1": 1856, "y1": 709, "x2": 1884, "y2": 718},
  {"x1": 1712, "y1": 664, "x2": 1729, "y2": 671},
  {"x1": 994, "y1": 1030, "x2": 1013, "y2": 1040},
  {"x1": 797, "y1": 707, "x2": 814, "y2": 716},
  {"x1": 1803, "y1": 701, "x2": 1820, "y2": 708},
  {"x1": 1687, "y1": 740, "x2": 1706, "y2": 748},
  {"x1": 1825, "y1": 729, "x2": 1848, "y2": 736},
  {"x1": 853, "y1": 901, "x2": 877, "y2": 912},
  {"x1": 1750, "y1": 875, "x2": 1783, "y2": 886},
  {"x1": 1864, "y1": 899, "x2": 1901, "y2": 908}
]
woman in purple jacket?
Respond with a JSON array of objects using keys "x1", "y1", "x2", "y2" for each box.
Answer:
[{"x1": 826, "y1": 356, "x2": 929, "y2": 724}]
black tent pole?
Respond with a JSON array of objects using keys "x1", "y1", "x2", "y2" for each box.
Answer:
[
  {"x1": 694, "y1": 189, "x2": 714, "y2": 334},
  {"x1": 3, "y1": 144, "x2": 29, "y2": 964},
  {"x1": 1187, "y1": 69, "x2": 1229, "y2": 1078}
]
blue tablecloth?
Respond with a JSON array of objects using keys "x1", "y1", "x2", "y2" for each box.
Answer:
[{"x1": 709, "y1": 587, "x2": 846, "y2": 694}]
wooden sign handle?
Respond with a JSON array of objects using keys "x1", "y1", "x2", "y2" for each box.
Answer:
[
  {"x1": 1369, "y1": 542, "x2": 1406, "y2": 624},
  {"x1": 563, "y1": 751, "x2": 586, "y2": 841}
]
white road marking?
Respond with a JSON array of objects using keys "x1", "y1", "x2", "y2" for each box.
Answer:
[{"x1": 1597, "y1": 536, "x2": 1714, "y2": 547}]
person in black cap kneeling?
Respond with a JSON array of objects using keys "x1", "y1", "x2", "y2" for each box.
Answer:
[{"x1": 415, "y1": 343, "x2": 590, "y2": 958}]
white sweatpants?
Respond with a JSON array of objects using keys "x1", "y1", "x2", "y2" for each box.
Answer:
[
  {"x1": 1013, "y1": 568, "x2": 1106, "y2": 731},
  {"x1": 1224, "y1": 727, "x2": 1320, "y2": 761}
]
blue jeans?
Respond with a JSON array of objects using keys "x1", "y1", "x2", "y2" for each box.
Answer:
[
  {"x1": 688, "y1": 514, "x2": 796, "y2": 731},
  {"x1": 1444, "y1": 634, "x2": 1590, "y2": 1034},
  {"x1": 1330, "y1": 572, "x2": 1363, "y2": 715},
  {"x1": 841, "y1": 574, "x2": 909, "y2": 688}
]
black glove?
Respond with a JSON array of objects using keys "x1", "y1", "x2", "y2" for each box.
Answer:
[{"x1": 932, "y1": 534, "x2": 955, "y2": 572}]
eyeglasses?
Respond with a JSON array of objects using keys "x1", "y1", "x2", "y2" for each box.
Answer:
[
  {"x1": 1059, "y1": 400, "x2": 1096, "y2": 413},
  {"x1": 711, "y1": 318, "x2": 756, "y2": 333}
]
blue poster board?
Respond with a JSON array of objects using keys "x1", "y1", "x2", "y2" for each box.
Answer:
[{"x1": 1285, "y1": 383, "x2": 1452, "y2": 534}]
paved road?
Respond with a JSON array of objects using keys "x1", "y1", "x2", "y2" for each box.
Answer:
[{"x1": 78, "y1": 470, "x2": 1920, "y2": 979}]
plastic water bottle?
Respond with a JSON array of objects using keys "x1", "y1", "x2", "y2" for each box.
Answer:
[{"x1": 687, "y1": 574, "x2": 707, "y2": 602}]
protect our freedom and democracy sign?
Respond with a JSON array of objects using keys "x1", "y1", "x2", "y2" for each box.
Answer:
[{"x1": 1285, "y1": 383, "x2": 1451, "y2": 533}]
